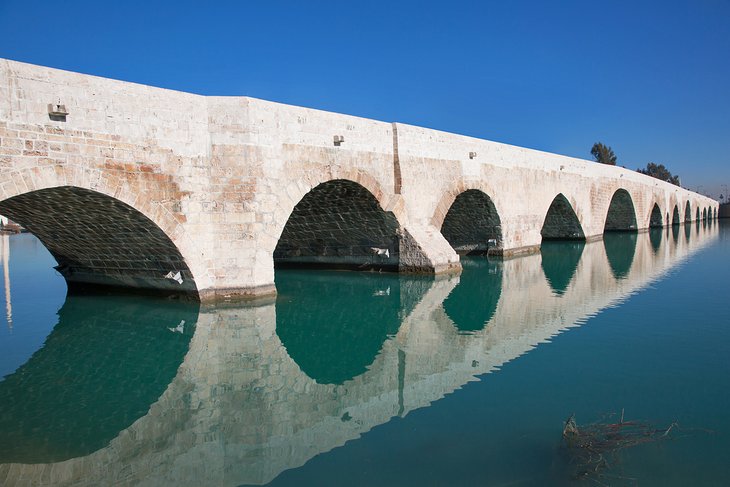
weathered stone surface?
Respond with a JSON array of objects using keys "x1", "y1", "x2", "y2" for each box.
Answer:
[{"x1": 0, "y1": 58, "x2": 720, "y2": 300}]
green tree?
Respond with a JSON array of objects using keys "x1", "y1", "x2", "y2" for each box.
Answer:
[
  {"x1": 637, "y1": 162, "x2": 680, "y2": 186},
  {"x1": 590, "y1": 142, "x2": 617, "y2": 165}
]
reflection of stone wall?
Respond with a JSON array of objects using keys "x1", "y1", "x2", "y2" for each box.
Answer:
[{"x1": 1, "y1": 225, "x2": 719, "y2": 486}]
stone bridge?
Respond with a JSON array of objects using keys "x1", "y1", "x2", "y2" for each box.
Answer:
[
  {"x1": 0, "y1": 59, "x2": 719, "y2": 301},
  {"x1": 0, "y1": 224, "x2": 719, "y2": 486}
]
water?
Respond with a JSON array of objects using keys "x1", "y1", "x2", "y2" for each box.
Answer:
[{"x1": 0, "y1": 223, "x2": 728, "y2": 486}]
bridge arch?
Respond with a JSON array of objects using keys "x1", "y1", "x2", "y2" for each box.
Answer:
[
  {"x1": 273, "y1": 178, "x2": 403, "y2": 270},
  {"x1": 703, "y1": 208, "x2": 708, "y2": 221},
  {"x1": 540, "y1": 193, "x2": 585, "y2": 240},
  {"x1": 604, "y1": 189, "x2": 637, "y2": 232},
  {"x1": 696, "y1": 207, "x2": 700, "y2": 222},
  {"x1": 0, "y1": 182, "x2": 199, "y2": 297},
  {"x1": 649, "y1": 203, "x2": 664, "y2": 228},
  {"x1": 684, "y1": 201, "x2": 692, "y2": 223},
  {"x1": 438, "y1": 189, "x2": 502, "y2": 255}
]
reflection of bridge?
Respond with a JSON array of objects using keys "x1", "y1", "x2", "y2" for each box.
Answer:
[
  {"x1": 0, "y1": 59, "x2": 719, "y2": 301},
  {"x1": 0, "y1": 224, "x2": 718, "y2": 486}
]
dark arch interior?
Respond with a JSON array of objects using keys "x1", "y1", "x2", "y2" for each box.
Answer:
[
  {"x1": 671, "y1": 206, "x2": 680, "y2": 226},
  {"x1": 603, "y1": 232, "x2": 637, "y2": 280},
  {"x1": 443, "y1": 257, "x2": 502, "y2": 333},
  {"x1": 541, "y1": 194, "x2": 585, "y2": 240},
  {"x1": 0, "y1": 295, "x2": 197, "y2": 463},
  {"x1": 703, "y1": 208, "x2": 708, "y2": 221},
  {"x1": 0, "y1": 186, "x2": 197, "y2": 297},
  {"x1": 275, "y1": 270, "x2": 424, "y2": 384},
  {"x1": 604, "y1": 189, "x2": 637, "y2": 232},
  {"x1": 650, "y1": 204, "x2": 663, "y2": 228},
  {"x1": 274, "y1": 180, "x2": 401, "y2": 271},
  {"x1": 541, "y1": 241, "x2": 585, "y2": 295},
  {"x1": 684, "y1": 202, "x2": 692, "y2": 223},
  {"x1": 696, "y1": 208, "x2": 700, "y2": 222},
  {"x1": 440, "y1": 189, "x2": 502, "y2": 255}
]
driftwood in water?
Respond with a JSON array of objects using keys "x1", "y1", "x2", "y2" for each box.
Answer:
[{"x1": 561, "y1": 410, "x2": 677, "y2": 484}]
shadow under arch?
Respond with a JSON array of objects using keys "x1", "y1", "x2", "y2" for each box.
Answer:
[
  {"x1": 0, "y1": 294, "x2": 198, "y2": 464},
  {"x1": 671, "y1": 206, "x2": 680, "y2": 226},
  {"x1": 649, "y1": 203, "x2": 663, "y2": 228},
  {"x1": 274, "y1": 179, "x2": 401, "y2": 271},
  {"x1": 603, "y1": 232, "x2": 637, "y2": 279},
  {"x1": 702, "y1": 208, "x2": 708, "y2": 221},
  {"x1": 443, "y1": 257, "x2": 502, "y2": 333},
  {"x1": 0, "y1": 186, "x2": 198, "y2": 298},
  {"x1": 604, "y1": 189, "x2": 638, "y2": 231},
  {"x1": 696, "y1": 208, "x2": 701, "y2": 222},
  {"x1": 541, "y1": 194, "x2": 585, "y2": 240},
  {"x1": 684, "y1": 202, "x2": 692, "y2": 223},
  {"x1": 440, "y1": 189, "x2": 502, "y2": 255},
  {"x1": 540, "y1": 241, "x2": 585, "y2": 295},
  {"x1": 275, "y1": 270, "x2": 429, "y2": 385}
]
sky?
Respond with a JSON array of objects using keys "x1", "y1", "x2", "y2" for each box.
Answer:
[{"x1": 1, "y1": 0, "x2": 729, "y2": 198}]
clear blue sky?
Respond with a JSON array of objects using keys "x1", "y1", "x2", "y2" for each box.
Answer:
[{"x1": 2, "y1": 0, "x2": 729, "y2": 198}]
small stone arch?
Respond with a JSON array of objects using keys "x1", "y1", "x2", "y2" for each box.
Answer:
[
  {"x1": 714, "y1": 208, "x2": 718, "y2": 220},
  {"x1": 649, "y1": 203, "x2": 663, "y2": 228},
  {"x1": 671, "y1": 206, "x2": 680, "y2": 226},
  {"x1": 0, "y1": 186, "x2": 198, "y2": 297},
  {"x1": 274, "y1": 179, "x2": 402, "y2": 270},
  {"x1": 604, "y1": 189, "x2": 637, "y2": 232},
  {"x1": 696, "y1": 207, "x2": 700, "y2": 222},
  {"x1": 703, "y1": 208, "x2": 708, "y2": 221},
  {"x1": 439, "y1": 189, "x2": 502, "y2": 255},
  {"x1": 684, "y1": 201, "x2": 692, "y2": 223},
  {"x1": 541, "y1": 193, "x2": 585, "y2": 240}
]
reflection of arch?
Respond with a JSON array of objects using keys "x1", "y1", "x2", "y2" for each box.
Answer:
[
  {"x1": 443, "y1": 258, "x2": 502, "y2": 332},
  {"x1": 603, "y1": 233, "x2": 637, "y2": 279},
  {"x1": 684, "y1": 222, "x2": 691, "y2": 242},
  {"x1": 649, "y1": 203, "x2": 663, "y2": 228},
  {"x1": 540, "y1": 194, "x2": 585, "y2": 240},
  {"x1": 649, "y1": 228, "x2": 662, "y2": 253},
  {"x1": 276, "y1": 270, "x2": 406, "y2": 384},
  {"x1": 540, "y1": 241, "x2": 585, "y2": 295},
  {"x1": 684, "y1": 202, "x2": 692, "y2": 223},
  {"x1": 0, "y1": 187, "x2": 198, "y2": 296},
  {"x1": 604, "y1": 189, "x2": 637, "y2": 231},
  {"x1": 0, "y1": 295, "x2": 197, "y2": 463},
  {"x1": 274, "y1": 180, "x2": 401, "y2": 271},
  {"x1": 440, "y1": 190, "x2": 502, "y2": 255},
  {"x1": 671, "y1": 206, "x2": 680, "y2": 226}
]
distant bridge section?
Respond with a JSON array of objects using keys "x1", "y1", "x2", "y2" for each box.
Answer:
[{"x1": 0, "y1": 59, "x2": 718, "y2": 301}]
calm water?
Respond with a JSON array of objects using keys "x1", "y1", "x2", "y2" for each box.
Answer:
[{"x1": 0, "y1": 222, "x2": 728, "y2": 486}]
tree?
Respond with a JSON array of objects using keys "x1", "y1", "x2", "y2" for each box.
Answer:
[
  {"x1": 637, "y1": 162, "x2": 680, "y2": 186},
  {"x1": 590, "y1": 142, "x2": 617, "y2": 165}
]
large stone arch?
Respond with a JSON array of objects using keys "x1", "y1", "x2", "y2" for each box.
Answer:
[
  {"x1": 696, "y1": 207, "x2": 701, "y2": 222},
  {"x1": 540, "y1": 193, "x2": 585, "y2": 240},
  {"x1": 0, "y1": 178, "x2": 199, "y2": 297},
  {"x1": 273, "y1": 178, "x2": 403, "y2": 270},
  {"x1": 649, "y1": 202, "x2": 664, "y2": 228},
  {"x1": 684, "y1": 201, "x2": 692, "y2": 223},
  {"x1": 604, "y1": 188, "x2": 638, "y2": 232},
  {"x1": 439, "y1": 189, "x2": 502, "y2": 256}
]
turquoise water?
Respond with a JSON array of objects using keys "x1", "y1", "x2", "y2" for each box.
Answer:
[{"x1": 0, "y1": 222, "x2": 728, "y2": 486}]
